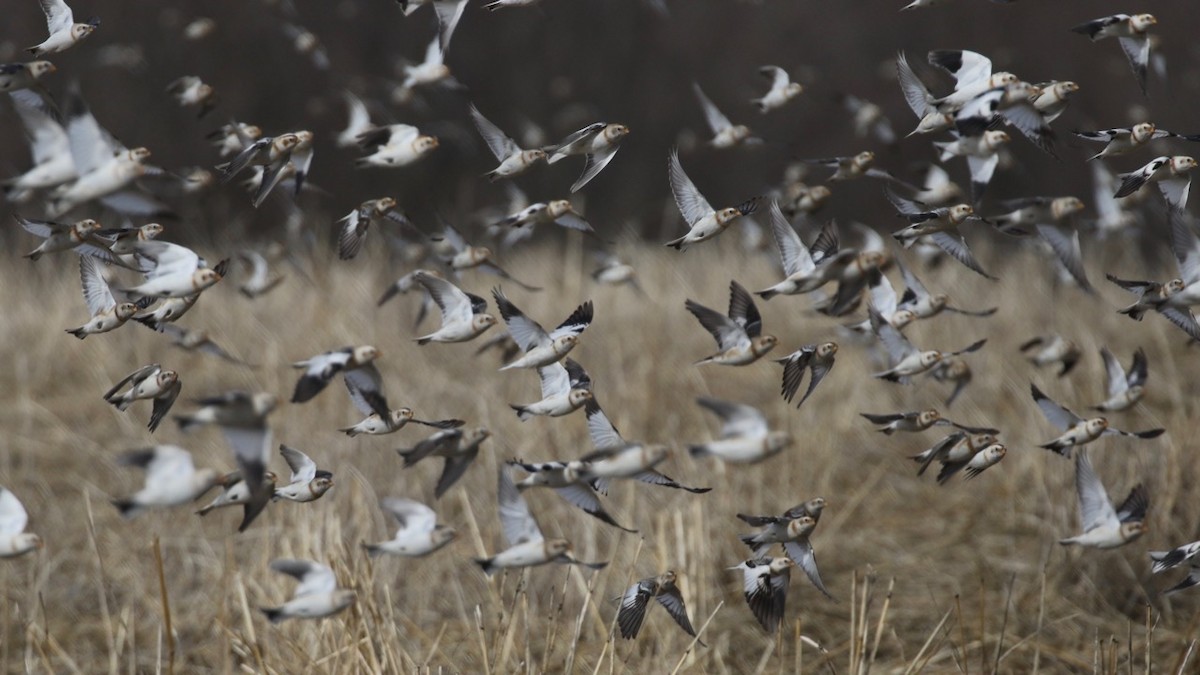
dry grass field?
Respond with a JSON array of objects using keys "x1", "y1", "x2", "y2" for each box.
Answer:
[{"x1": 2, "y1": 229, "x2": 1200, "y2": 674}]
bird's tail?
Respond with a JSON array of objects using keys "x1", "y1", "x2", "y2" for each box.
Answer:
[
  {"x1": 65, "y1": 327, "x2": 87, "y2": 340},
  {"x1": 510, "y1": 405, "x2": 532, "y2": 422},
  {"x1": 687, "y1": 444, "x2": 708, "y2": 458},
  {"x1": 112, "y1": 499, "x2": 140, "y2": 519},
  {"x1": 260, "y1": 607, "x2": 286, "y2": 624},
  {"x1": 361, "y1": 542, "x2": 385, "y2": 558},
  {"x1": 1117, "y1": 305, "x2": 1146, "y2": 320},
  {"x1": 475, "y1": 557, "x2": 497, "y2": 576}
]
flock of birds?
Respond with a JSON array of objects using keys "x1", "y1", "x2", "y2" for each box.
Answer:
[{"x1": 4, "y1": 0, "x2": 1200, "y2": 647}]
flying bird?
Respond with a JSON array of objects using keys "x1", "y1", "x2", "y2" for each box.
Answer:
[{"x1": 685, "y1": 280, "x2": 777, "y2": 366}]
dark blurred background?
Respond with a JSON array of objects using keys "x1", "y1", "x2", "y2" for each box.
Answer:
[{"x1": 2, "y1": 0, "x2": 1198, "y2": 247}]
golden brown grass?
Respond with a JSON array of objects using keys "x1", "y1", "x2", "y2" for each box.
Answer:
[{"x1": 2, "y1": 232, "x2": 1199, "y2": 674}]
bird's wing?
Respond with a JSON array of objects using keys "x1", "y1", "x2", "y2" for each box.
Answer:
[
  {"x1": 40, "y1": 0, "x2": 74, "y2": 36},
  {"x1": 497, "y1": 466, "x2": 542, "y2": 546},
  {"x1": 79, "y1": 255, "x2": 116, "y2": 315},
  {"x1": 1030, "y1": 384, "x2": 1081, "y2": 429},
  {"x1": 1074, "y1": 451, "x2": 1118, "y2": 532},
  {"x1": 1099, "y1": 348, "x2": 1127, "y2": 399},
  {"x1": 271, "y1": 559, "x2": 337, "y2": 598},
  {"x1": 685, "y1": 299, "x2": 746, "y2": 351},
  {"x1": 536, "y1": 361, "x2": 571, "y2": 398},
  {"x1": 584, "y1": 400, "x2": 625, "y2": 450},
  {"x1": 767, "y1": 200, "x2": 814, "y2": 276},
  {"x1": 548, "y1": 301, "x2": 593, "y2": 341},
  {"x1": 470, "y1": 104, "x2": 519, "y2": 162},
  {"x1": 279, "y1": 444, "x2": 316, "y2": 484},
  {"x1": 382, "y1": 497, "x2": 438, "y2": 535},
  {"x1": 0, "y1": 488, "x2": 30, "y2": 536},
  {"x1": 693, "y1": 82, "x2": 732, "y2": 134},
  {"x1": 696, "y1": 397, "x2": 768, "y2": 438},
  {"x1": 668, "y1": 149, "x2": 714, "y2": 225},
  {"x1": 491, "y1": 288, "x2": 548, "y2": 350},
  {"x1": 344, "y1": 363, "x2": 389, "y2": 418},
  {"x1": 416, "y1": 272, "x2": 472, "y2": 324}
]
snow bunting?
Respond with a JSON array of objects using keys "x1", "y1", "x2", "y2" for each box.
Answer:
[
  {"x1": 871, "y1": 307, "x2": 985, "y2": 382},
  {"x1": 2, "y1": 90, "x2": 74, "y2": 201},
  {"x1": 840, "y1": 93, "x2": 895, "y2": 145},
  {"x1": 913, "y1": 432, "x2": 1005, "y2": 484},
  {"x1": 802, "y1": 152, "x2": 917, "y2": 190},
  {"x1": 0, "y1": 487, "x2": 42, "y2": 558},
  {"x1": 1150, "y1": 540, "x2": 1200, "y2": 594},
  {"x1": 166, "y1": 76, "x2": 217, "y2": 119},
  {"x1": 665, "y1": 148, "x2": 759, "y2": 250},
  {"x1": 1030, "y1": 384, "x2": 1163, "y2": 457},
  {"x1": 195, "y1": 470, "x2": 277, "y2": 531},
  {"x1": 688, "y1": 397, "x2": 790, "y2": 464},
  {"x1": 475, "y1": 466, "x2": 607, "y2": 576},
  {"x1": 470, "y1": 104, "x2": 546, "y2": 181},
  {"x1": 1059, "y1": 450, "x2": 1147, "y2": 548},
  {"x1": 774, "y1": 343, "x2": 837, "y2": 407},
  {"x1": 545, "y1": 122, "x2": 629, "y2": 192},
  {"x1": 1030, "y1": 80, "x2": 1079, "y2": 123},
  {"x1": 291, "y1": 346, "x2": 387, "y2": 416},
  {"x1": 339, "y1": 405, "x2": 462, "y2": 437},
  {"x1": 1019, "y1": 335, "x2": 1082, "y2": 376},
  {"x1": 1071, "y1": 14, "x2": 1157, "y2": 94},
  {"x1": 411, "y1": 272, "x2": 496, "y2": 344},
  {"x1": 0, "y1": 61, "x2": 56, "y2": 93},
  {"x1": 731, "y1": 557, "x2": 794, "y2": 633},
  {"x1": 273, "y1": 445, "x2": 333, "y2": 503},
  {"x1": 354, "y1": 124, "x2": 439, "y2": 168},
  {"x1": 50, "y1": 90, "x2": 156, "y2": 217},
  {"x1": 860, "y1": 410, "x2": 998, "y2": 436},
  {"x1": 260, "y1": 559, "x2": 355, "y2": 623},
  {"x1": 16, "y1": 216, "x2": 110, "y2": 261},
  {"x1": 1092, "y1": 347, "x2": 1147, "y2": 412},
  {"x1": 493, "y1": 199, "x2": 596, "y2": 238},
  {"x1": 693, "y1": 82, "x2": 760, "y2": 148},
  {"x1": 397, "y1": 427, "x2": 491, "y2": 498},
  {"x1": 685, "y1": 280, "x2": 777, "y2": 365},
  {"x1": 103, "y1": 363, "x2": 181, "y2": 433},
  {"x1": 27, "y1": 0, "x2": 99, "y2": 56},
  {"x1": 66, "y1": 255, "x2": 137, "y2": 338},
  {"x1": 124, "y1": 240, "x2": 225, "y2": 299},
  {"x1": 617, "y1": 571, "x2": 702, "y2": 642},
  {"x1": 491, "y1": 289, "x2": 592, "y2": 370},
  {"x1": 362, "y1": 498, "x2": 456, "y2": 557},
  {"x1": 885, "y1": 189, "x2": 980, "y2": 248},
  {"x1": 753, "y1": 66, "x2": 802, "y2": 113},
  {"x1": 111, "y1": 445, "x2": 219, "y2": 518},
  {"x1": 1074, "y1": 123, "x2": 1199, "y2": 161},
  {"x1": 235, "y1": 250, "x2": 284, "y2": 298},
  {"x1": 335, "y1": 197, "x2": 411, "y2": 260},
  {"x1": 1115, "y1": 156, "x2": 1196, "y2": 211},
  {"x1": 757, "y1": 205, "x2": 851, "y2": 299},
  {"x1": 511, "y1": 358, "x2": 592, "y2": 420}
]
